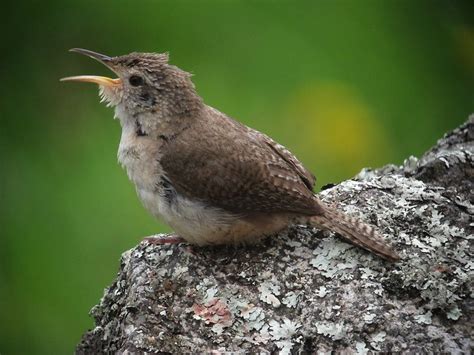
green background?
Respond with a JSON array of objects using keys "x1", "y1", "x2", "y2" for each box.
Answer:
[{"x1": 1, "y1": 0, "x2": 472, "y2": 353}]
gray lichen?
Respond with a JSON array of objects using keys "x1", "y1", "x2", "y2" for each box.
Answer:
[{"x1": 77, "y1": 116, "x2": 474, "y2": 354}]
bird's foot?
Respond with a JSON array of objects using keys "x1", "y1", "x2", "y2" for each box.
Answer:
[{"x1": 142, "y1": 234, "x2": 186, "y2": 245}]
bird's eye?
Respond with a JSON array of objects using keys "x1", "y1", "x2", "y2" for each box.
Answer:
[{"x1": 129, "y1": 75, "x2": 144, "y2": 87}]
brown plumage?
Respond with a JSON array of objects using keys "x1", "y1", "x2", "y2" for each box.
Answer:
[
  {"x1": 62, "y1": 48, "x2": 400, "y2": 262},
  {"x1": 160, "y1": 110, "x2": 322, "y2": 215}
]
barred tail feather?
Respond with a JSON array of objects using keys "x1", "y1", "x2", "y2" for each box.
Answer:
[{"x1": 310, "y1": 206, "x2": 400, "y2": 262}]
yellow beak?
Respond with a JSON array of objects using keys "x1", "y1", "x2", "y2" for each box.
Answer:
[
  {"x1": 60, "y1": 75, "x2": 121, "y2": 87},
  {"x1": 60, "y1": 48, "x2": 121, "y2": 87}
]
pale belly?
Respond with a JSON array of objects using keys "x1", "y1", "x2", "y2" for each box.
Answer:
[{"x1": 136, "y1": 187, "x2": 291, "y2": 245}]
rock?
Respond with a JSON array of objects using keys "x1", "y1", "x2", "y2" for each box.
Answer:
[{"x1": 77, "y1": 116, "x2": 473, "y2": 354}]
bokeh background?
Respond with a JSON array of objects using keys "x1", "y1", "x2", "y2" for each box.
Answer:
[{"x1": 1, "y1": 0, "x2": 473, "y2": 353}]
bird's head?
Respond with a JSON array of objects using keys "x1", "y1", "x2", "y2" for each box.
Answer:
[{"x1": 61, "y1": 49, "x2": 202, "y2": 120}]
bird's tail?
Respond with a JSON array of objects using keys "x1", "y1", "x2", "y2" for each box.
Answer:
[{"x1": 308, "y1": 205, "x2": 400, "y2": 262}]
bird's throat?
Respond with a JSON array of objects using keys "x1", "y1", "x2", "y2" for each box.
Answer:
[{"x1": 99, "y1": 84, "x2": 122, "y2": 108}]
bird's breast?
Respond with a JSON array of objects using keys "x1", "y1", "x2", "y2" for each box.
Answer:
[
  {"x1": 116, "y1": 126, "x2": 238, "y2": 242},
  {"x1": 117, "y1": 127, "x2": 163, "y2": 191}
]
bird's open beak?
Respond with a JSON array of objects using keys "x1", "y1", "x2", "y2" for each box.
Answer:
[{"x1": 60, "y1": 48, "x2": 121, "y2": 87}]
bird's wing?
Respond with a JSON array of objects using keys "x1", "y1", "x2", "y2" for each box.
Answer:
[
  {"x1": 160, "y1": 111, "x2": 321, "y2": 216},
  {"x1": 250, "y1": 131, "x2": 316, "y2": 190}
]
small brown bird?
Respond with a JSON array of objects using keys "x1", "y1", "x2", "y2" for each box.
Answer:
[{"x1": 62, "y1": 48, "x2": 399, "y2": 261}]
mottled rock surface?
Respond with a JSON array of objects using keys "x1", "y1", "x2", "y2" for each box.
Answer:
[{"x1": 77, "y1": 117, "x2": 473, "y2": 354}]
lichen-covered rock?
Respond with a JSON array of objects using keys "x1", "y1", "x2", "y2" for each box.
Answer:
[{"x1": 77, "y1": 117, "x2": 473, "y2": 354}]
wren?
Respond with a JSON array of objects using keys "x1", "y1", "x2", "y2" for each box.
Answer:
[{"x1": 62, "y1": 49, "x2": 399, "y2": 261}]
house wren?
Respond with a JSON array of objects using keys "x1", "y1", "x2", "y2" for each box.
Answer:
[{"x1": 61, "y1": 48, "x2": 399, "y2": 261}]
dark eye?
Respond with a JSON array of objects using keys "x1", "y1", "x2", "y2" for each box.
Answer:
[{"x1": 129, "y1": 75, "x2": 144, "y2": 87}]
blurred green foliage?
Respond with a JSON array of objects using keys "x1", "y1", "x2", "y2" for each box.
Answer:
[{"x1": 1, "y1": 0, "x2": 472, "y2": 353}]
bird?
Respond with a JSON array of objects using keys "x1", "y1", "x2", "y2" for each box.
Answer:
[{"x1": 61, "y1": 48, "x2": 399, "y2": 262}]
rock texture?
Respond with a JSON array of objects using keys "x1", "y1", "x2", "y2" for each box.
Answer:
[{"x1": 77, "y1": 117, "x2": 473, "y2": 354}]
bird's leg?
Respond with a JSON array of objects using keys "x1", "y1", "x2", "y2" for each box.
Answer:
[{"x1": 142, "y1": 234, "x2": 186, "y2": 244}]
